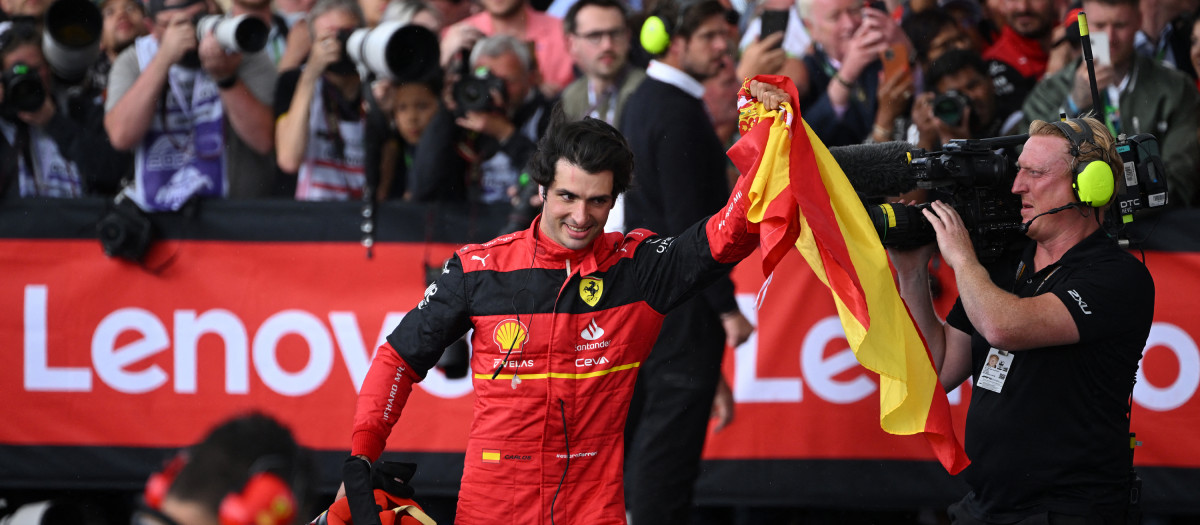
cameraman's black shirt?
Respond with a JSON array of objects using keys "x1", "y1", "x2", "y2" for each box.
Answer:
[{"x1": 946, "y1": 230, "x2": 1155, "y2": 521}]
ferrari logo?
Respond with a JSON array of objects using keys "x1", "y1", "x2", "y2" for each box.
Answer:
[{"x1": 579, "y1": 277, "x2": 603, "y2": 307}]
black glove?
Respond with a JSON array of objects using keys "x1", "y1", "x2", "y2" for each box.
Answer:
[
  {"x1": 372, "y1": 461, "x2": 417, "y2": 499},
  {"x1": 342, "y1": 456, "x2": 381, "y2": 525}
]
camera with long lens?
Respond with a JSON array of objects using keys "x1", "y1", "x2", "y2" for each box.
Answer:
[
  {"x1": 2, "y1": 63, "x2": 46, "y2": 113},
  {"x1": 868, "y1": 135, "x2": 1028, "y2": 261},
  {"x1": 43, "y1": 0, "x2": 103, "y2": 82},
  {"x1": 342, "y1": 22, "x2": 439, "y2": 80},
  {"x1": 864, "y1": 132, "x2": 1169, "y2": 261},
  {"x1": 452, "y1": 66, "x2": 506, "y2": 114},
  {"x1": 932, "y1": 90, "x2": 970, "y2": 127},
  {"x1": 196, "y1": 14, "x2": 270, "y2": 54}
]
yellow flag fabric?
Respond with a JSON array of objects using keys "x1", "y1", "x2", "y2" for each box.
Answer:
[{"x1": 730, "y1": 75, "x2": 969, "y2": 474}]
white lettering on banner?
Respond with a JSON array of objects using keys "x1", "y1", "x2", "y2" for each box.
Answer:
[
  {"x1": 253, "y1": 310, "x2": 334, "y2": 397},
  {"x1": 174, "y1": 310, "x2": 249, "y2": 394},
  {"x1": 1134, "y1": 322, "x2": 1199, "y2": 412},
  {"x1": 732, "y1": 290, "x2": 966, "y2": 406},
  {"x1": 93, "y1": 307, "x2": 170, "y2": 394},
  {"x1": 24, "y1": 285, "x2": 91, "y2": 391},
  {"x1": 801, "y1": 317, "x2": 877, "y2": 404},
  {"x1": 21, "y1": 285, "x2": 476, "y2": 398},
  {"x1": 732, "y1": 295, "x2": 801, "y2": 402}
]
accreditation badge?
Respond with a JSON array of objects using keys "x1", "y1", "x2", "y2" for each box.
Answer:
[{"x1": 977, "y1": 348, "x2": 1013, "y2": 393}]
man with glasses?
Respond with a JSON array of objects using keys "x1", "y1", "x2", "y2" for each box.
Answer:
[{"x1": 561, "y1": 0, "x2": 643, "y2": 127}]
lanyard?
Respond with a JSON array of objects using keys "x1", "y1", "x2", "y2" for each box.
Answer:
[{"x1": 1013, "y1": 260, "x2": 1064, "y2": 295}]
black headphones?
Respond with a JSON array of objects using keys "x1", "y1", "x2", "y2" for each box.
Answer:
[{"x1": 1049, "y1": 117, "x2": 1116, "y2": 208}]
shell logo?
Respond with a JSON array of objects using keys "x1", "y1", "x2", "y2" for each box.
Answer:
[{"x1": 493, "y1": 319, "x2": 529, "y2": 352}]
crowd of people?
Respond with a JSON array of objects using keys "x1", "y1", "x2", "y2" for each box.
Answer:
[
  {"x1": 0, "y1": 0, "x2": 1190, "y2": 523},
  {"x1": 2, "y1": 0, "x2": 1199, "y2": 207}
]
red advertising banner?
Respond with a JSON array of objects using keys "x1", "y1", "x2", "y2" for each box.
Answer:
[{"x1": 5, "y1": 238, "x2": 1198, "y2": 471}]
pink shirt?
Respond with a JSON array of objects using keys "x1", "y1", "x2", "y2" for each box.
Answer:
[{"x1": 455, "y1": 6, "x2": 575, "y2": 93}]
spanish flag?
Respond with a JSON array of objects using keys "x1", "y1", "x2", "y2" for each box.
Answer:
[{"x1": 729, "y1": 75, "x2": 969, "y2": 474}]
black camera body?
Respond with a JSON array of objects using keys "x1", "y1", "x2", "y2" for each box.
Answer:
[
  {"x1": 867, "y1": 132, "x2": 1169, "y2": 261},
  {"x1": 452, "y1": 67, "x2": 506, "y2": 114},
  {"x1": 868, "y1": 135, "x2": 1027, "y2": 261},
  {"x1": 932, "y1": 89, "x2": 970, "y2": 127},
  {"x1": 98, "y1": 197, "x2": 153, "y2": 262},
  {"x1": 2, "y1": 62, "x2": 46, "y2": 114}
]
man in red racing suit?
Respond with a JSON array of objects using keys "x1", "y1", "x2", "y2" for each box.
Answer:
[{"x1": 346, "y1": 84, "x2": 785, "y2": 524}]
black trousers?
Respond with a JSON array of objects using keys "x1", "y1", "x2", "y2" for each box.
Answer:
[{"x1": 624, "y1": 296, "x2": 726, "y2": 524}]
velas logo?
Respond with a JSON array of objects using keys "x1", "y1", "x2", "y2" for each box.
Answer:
[
  {"x1": 581, "y1": 318, "x2": 605, "y2": 341},
  {"x1": 579, "y1": 277, "x2": 603, "y2": 307},
  {"x1": 493, "y1": 319, "x2": 528, "y2": 352}
]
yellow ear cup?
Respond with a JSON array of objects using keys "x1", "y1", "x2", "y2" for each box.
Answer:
[
  {"x1": 640, "y1": 15, "x2": 670, "y2": 55},
  {"x1": 1074, "y1": 160, "x2": 1115, "y2": 207}
]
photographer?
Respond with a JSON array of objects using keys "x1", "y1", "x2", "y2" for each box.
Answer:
[
  {"x1": 408, "y1": 34, "x2": 551, "y2": 210},
  {"x1": 892, "y1": 116, "x2": 1154, "y2": 523},
  {"x1": 104, "y1": 0, "x2": 277, "y2": 212},
  {"x1": 910, "y1": 49, "x2": 1019, "y2": 151},
  {"x1": 0, "y1": 20, "x2": 127, "y2": 197},
  {"x1": 274, "y1": 0, "x2": 366, "y2": 201}
]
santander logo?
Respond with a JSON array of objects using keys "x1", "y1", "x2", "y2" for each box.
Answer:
[{"x1": 581, "y1": 319, "x2": 605, "y2": 341}]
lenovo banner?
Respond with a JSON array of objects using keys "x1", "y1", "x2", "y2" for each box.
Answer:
[{"x1": 3, "y1": 201, "x2": 1198, "y2": 511}]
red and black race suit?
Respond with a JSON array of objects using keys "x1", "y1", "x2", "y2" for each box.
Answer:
[{"x1": 352, "y1": 187, "x2": 756, "y2": 524}]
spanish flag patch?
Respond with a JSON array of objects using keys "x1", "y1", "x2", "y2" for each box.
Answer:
[{"x1": 482, "y1": 449, "x2": 501, "y2": 463}]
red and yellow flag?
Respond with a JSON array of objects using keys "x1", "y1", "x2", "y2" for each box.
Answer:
[{"x1": 729, "y1": 75, "x2": 969, "y2": 474}]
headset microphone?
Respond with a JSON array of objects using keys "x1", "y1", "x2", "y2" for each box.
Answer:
[{"x1": 1019, "y1": 202, "x2": 1081, "y2": 233}]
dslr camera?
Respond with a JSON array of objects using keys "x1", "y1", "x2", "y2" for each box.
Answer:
[
  {"x1": 932, "y1": 90, "x2": 970, "y2": 127},
  {"x1": 2, "y1": 63, "x2": 46, "y2": 113},
  {"x1": 453, "y1": 66, "x2": 506, "y2": 114}
]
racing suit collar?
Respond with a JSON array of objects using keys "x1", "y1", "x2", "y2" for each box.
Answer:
[{"x1": 528, "y1": 214, "x2": 610, "y2": 277}]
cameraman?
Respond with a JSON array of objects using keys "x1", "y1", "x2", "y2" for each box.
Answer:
[
  {"x1": 910, "y1": 49, "x2": 1019, "y2": 150},
  {"x1": 409, "y1": 34, "x2": 551, "y2": 209},
  {"x1": 104, "y1": 0, "x2": 277, "y2": 212},
  {"x1": 274, "y1": 0, "x2": 366, "y2": 201},
  {"x1": 0, "y1": 20, "x2": 128, "y2": 197},
  {"x1": 892, "y1": 116, "x2": 1154, "y2": 524}
]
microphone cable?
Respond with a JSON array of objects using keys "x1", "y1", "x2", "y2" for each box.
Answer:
[
  {"x1": 551, "y1": 398, "x2": 570, "y2": 525},
  {"x1": 1019, "y1": 202, "x2": 1083, "y2": 233}
]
